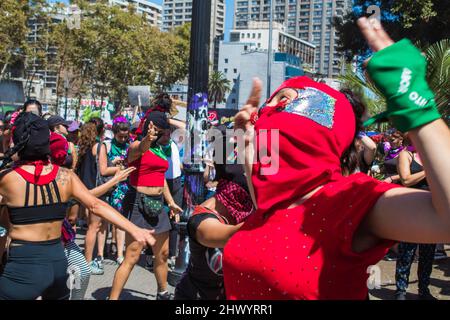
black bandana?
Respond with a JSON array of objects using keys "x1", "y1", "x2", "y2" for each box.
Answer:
[{"x1": 13, "y1": 112, "x2": 50, "y2": 161}]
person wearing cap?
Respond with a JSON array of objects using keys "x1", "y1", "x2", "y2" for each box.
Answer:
[
  {"x1": 67, "y1": 121, "x2": 80, "y2": 152},
  {"x1": 48, "y1": 116, "x2": 77, "y2": 170},
  {"x1": 109, "y1": 111, "x2": 182, "y2": 300},
  {"x1": 68, "y1": 120, "x2": 80, "y2": 133}
]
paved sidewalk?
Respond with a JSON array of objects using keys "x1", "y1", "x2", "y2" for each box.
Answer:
[
  {"x1": 75, "y1": 229, "x2": 175, "y2": 300},
  {"x1": 369, "y1": 248, "x2": 450, "y2": 300},
  {"x1": 76, "y1": 228, "x2": 449, "y2": 300}
]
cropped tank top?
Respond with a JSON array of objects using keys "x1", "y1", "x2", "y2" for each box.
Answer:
[
  {"x1": 8, "y1": 165, "x2": 68, "y2": 225},
  {"x1": 128, "y1": 150, "x2": 169, "y2": 187}
]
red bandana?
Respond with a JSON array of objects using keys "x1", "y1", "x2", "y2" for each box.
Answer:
[
  {"x1": 13, "y1": 160, "x2": 58, "y2": 185},
  {"x1": 49, "y1": 132, "x2": 69, "y2": 166}
]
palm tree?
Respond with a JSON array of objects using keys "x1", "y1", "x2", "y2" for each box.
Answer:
[
  {"x1": 425, "y1": 39, "x2": 450, "y2": 123},
  {"x1": 208, "y1": 71, "x2": 231, "y2": 108},
  {"x1": 339, "y1": 39, "x2": 450, "y2": 128}
]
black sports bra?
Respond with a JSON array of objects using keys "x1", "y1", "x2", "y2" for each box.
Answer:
[
  {"x1": 7, "y1": 166, "x2": 68, "y2": 225},
  {"x1": 408, "y1": 152, "x2": 428, "y2": 190}
]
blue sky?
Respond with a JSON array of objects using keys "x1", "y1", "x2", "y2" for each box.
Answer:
[{"x1": 49, "y1": 0, "x2": 235, "y2": 40}]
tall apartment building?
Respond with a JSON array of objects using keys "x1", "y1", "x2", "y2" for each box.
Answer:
[
  {"x1": 25, "y1": 11, "x2": 67, "y2": 103},
  {"x1": 218, "y1": 42, "x2": 305, "y2": 109},
  {"x1": 162, "y1": 0, "x2": 226, "y2": 70},
  {"x1": 229, "y1": 21, "x2": 315, "y2": 71},
  {"x1": 108, "y1": 0, "x2": 163, "y2": 28},
  {"x1": 233, "y1": 0, "x2": 352, "y2": 78}
]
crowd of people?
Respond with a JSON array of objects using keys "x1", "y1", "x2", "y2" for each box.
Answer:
[{"x1": 0, "y1": 18, "x2": 449, "y2": 301}]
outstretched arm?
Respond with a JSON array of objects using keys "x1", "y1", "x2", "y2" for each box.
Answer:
[
  {"x1": 89, "y1": 167, "x2": 136, "y2": 198},
  {"x1": 354, "y1": 18, "x2": 450, "y2": 250},
  {"x1": 68, "y1": 170, "x2": 155, "y2": 247}
]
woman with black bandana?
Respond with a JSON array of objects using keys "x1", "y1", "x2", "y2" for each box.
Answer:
[{"x1": 0, "y1": 112, "x2": 155, "y2": 300}]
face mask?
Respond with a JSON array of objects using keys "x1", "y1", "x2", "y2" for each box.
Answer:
[{"x1": 252, "y1": 76, "x2": 356, "y2": 214}]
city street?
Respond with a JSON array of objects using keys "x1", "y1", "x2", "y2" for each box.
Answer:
[{"x1": 77, "y1": 230, "x2": 450, "y2": 301}]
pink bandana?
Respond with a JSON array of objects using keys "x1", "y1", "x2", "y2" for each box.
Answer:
[{"x1": 215, "y1": 179, "x2": 255, "y2": 224}]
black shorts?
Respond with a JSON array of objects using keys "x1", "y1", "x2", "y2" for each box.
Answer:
[
  {"x1": 0, "y1": 238, "x2": 69, "y2": 300},
  {"x1": 123, "y1": 188, "x2": 171, "y2": 235}
]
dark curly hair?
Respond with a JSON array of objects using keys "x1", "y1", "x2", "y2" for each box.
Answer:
[
  {"x1": 76, "y1": 122, "x2": 98, "y2": 173},
  {"x1": 88, "y1": 117, "x2": 104, "y2": 137}
]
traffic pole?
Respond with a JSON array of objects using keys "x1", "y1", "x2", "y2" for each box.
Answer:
[{"x1": 168, "y1": 0, "x2": 212, "y2": 287}]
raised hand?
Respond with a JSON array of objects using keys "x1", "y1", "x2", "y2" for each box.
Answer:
[
  {"x1": 357, "y1": 17, "x2": 394, "y2": 53},
  {"x1": 234, "y1": 78, "x2": 263, "y2": 132},
  {"x1": 146, "y1": 121, "x2": 157, "y2": 143},
  {"x1": 113, "y1": 167, "x2": 136, "y2": 183},
  {"x1": 356, "y1": 17, "x2": 441, "y2": 133}
]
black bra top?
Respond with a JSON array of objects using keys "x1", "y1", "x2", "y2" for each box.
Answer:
[
  {"x1": 8, "y1": 179, "x2": 68, "y2": 225},
  {"x1": 408, "y1": 152, "x2": 428, "y2": 190}
]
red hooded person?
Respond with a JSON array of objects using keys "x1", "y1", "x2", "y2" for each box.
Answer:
[{"x1": 223, "y1": 76, "x2": 400, "y2": 300}]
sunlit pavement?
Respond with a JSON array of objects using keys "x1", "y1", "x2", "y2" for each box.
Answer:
[{"x1": 76, "y1": 229, "x2": 449, "y2": 300}]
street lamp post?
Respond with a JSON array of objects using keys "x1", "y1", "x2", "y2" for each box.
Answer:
[{"x1": 168, "y1": 0, "x2": 212, "y2": 287}]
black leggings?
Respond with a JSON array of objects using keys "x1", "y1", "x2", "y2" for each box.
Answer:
[{"x1": 0, "y1": 238, "x2": 69, "y2": 300}]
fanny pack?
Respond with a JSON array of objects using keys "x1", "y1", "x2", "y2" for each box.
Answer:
[{"x1": 137, "y1": 193, "x2": 163, "y2": 225}]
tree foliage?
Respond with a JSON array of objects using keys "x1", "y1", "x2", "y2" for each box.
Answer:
[
  {"x1": 339, "y1": 40, "x2": 450, "y2": 127},
  {"x1": 208, "y1": 71, "x2": 231, "y2": 108},
  {"x1": 52, "y1": 0, "x2": 189, "y2": 111},
  {"x1": 0, "y1": 0, "x2": 49, "y2": 81},
  {"x1": 335, "y1": 0, "x2": 450, "y2": 61}
]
